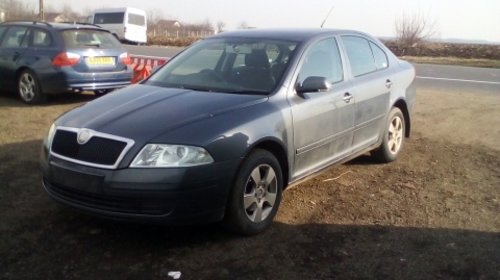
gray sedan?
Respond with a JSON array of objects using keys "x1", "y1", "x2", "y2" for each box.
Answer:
[{"x1": 41, "y1": 28, "x2": 415, "y2": 235}]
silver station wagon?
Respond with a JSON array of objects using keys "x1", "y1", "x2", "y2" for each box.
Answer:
[{"x1": 41, "y1": 29, "x2": 416, "y2": 235}]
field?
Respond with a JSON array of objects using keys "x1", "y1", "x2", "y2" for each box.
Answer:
[{"x1": 0, "y1": 86, "x2": 499, "y2": 279}]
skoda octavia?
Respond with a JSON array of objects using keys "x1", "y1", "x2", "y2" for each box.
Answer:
[{"x1": 41, "y1": 29, "x2": 415, "y2": 235}]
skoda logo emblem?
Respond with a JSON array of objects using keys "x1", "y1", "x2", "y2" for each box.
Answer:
[{"x1": 77, "y1": 129, "x2": 92, "y2": 145}]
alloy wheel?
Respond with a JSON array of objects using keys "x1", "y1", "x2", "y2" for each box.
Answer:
[
  {"x1": 387, "y1": 115, "x2": 403, "y2": 154},
  {"x1": 243, "y1": 164, "x2": 278, "y2": 223}
]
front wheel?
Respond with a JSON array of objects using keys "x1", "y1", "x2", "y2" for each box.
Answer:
[
  {"x1": 372, "y1": 107, "x2": 405, "y2": 162},
  {"x1": 18, "y1": 70, "x2": 46, "y2": 104},
  {"x1": 224, "y1": 149, "x2": 283, "y2": 235}
]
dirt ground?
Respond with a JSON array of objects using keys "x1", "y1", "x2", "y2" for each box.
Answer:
[{"x1": 0, "y1": 87, "x2": 499, "y2": 280}]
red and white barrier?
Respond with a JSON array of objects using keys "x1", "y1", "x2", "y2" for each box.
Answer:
[{"x1": 130, "y1": 55, "x2": 169, "y2": 83}]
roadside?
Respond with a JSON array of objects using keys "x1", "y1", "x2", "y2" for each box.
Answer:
[{"x1": 401, "y1": 56, "x2": 500, "y2": 69}]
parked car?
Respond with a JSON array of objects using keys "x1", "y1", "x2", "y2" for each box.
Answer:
[
  {"x1": 89, "y1": 7, "x2": 147, "y2": 45},
  {"x1": 0, "y1": 21, "x2": 133, "y2": 104},
  {"x1": 41, "y1": 29, "x2": 416, "y2": 235}
]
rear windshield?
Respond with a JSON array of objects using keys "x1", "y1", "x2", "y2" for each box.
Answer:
[
  {"x1": 93, "y1": 12, "x2": 124, "y2": 24},
  {"x1": 61, "y1": 29, "x2": 121, "y2": 48},
  {"x1": 128, "y1": 14, "x2": 145, "y2": 26}
]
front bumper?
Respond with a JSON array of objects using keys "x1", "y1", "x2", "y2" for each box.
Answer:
[{"x1": 41, "y1": 154, "x2": 240, "y2": 225}]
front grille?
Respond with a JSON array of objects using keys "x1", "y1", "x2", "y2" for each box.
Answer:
[
  {"x1": 45, "y1": 178, "x2": 172, "y2": 215},
  {"x1": 51, "y1": 129, "x2": 128, "y2": 166}
]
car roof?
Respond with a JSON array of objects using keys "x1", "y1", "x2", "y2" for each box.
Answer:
[
  {"x1": 0, "y1": 21, "x2": 105, "y2": 31},
  {"x1": 211, "y1": 28, "x2": 370, "y2": 42}
]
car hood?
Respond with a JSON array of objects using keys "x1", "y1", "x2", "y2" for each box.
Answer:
[{"x1": 56, "y1": 84, "x2": 268, "y2": 142}]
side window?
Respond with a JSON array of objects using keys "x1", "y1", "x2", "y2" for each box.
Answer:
[
  {"x1": 0, "y1": 26, "x2": 29, "y2": 48},
  {"x1": 0, "y1": 26, "x2": 7, "y2": 42},
  {"x1": 342, "y1": 36, "x2": 376, "y2": 77},
  {"x1": 33, "y1": 29, "x2": 52, "y2": 47},
  {"x1": 127, "y1": 14, "x2": 145, "y2": 26},
  {"x1": 297, "y1": 37, "x2": 343, "y2": 86},
  {"x1": 370, "y1": 42, "x2": 388, "y2": 70}
]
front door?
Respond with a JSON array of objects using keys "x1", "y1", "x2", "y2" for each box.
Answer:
[{"x1": 289, "y1": 37, "x2": 355, "y2": 179}]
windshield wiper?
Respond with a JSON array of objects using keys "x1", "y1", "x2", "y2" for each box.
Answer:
[
  {"x1": 224, "y1": 89, "x2": 270, "y2": 95},
  {"x1": 181, "y1": 85, "x2": 212, "y2": 92}
]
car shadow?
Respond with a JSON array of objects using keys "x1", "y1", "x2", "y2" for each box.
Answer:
[{"x1": 6, "y1": 210, "x2": 500, "y2": 280}]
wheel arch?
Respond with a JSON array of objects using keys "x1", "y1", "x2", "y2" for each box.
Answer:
[
  {"x1": 16, "y1": 67, "x2": 42, "y2": 92},
  {"x1": 245, "y1": 138, "x2": 290, "y2": 188},
  {"x1": 393, "y1": 98, "x2": 411, "y2": 137}
]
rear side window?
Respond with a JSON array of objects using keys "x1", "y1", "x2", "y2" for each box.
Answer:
[
  {"x1": 33, "y1": 29, "x2": 52, "y2": 47},
  {"x1": 94, "y1": 12, "x2": 125, "y2": 24},
  {"x1": 128, "y1": 14, "x2": 145, "y2": 26},
  {"x1": 342, "y1": 36, "x2": 377, "y2": 77},
  {"x1": 0, "y1": 26, "x2": 28, "y2": 48},
  {"x1": 370, "y1": 42, "x2": 388, "y2": 69},
  {"x1": 61, "y1": 29, "x2": 121, "y2": 48}
]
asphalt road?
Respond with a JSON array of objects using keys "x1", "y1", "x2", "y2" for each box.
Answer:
[{"x1": 124, "y1": 44, "x2": 500, "y2": 94}]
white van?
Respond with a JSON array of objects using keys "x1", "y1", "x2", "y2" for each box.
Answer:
[{"x1": 90, "y1": 7, "x2": 147, "y2": 44}]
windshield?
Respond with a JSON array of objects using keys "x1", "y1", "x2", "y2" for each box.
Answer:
[{"x1": 145, "y1": 38, "x2": 298, "y2": 94}]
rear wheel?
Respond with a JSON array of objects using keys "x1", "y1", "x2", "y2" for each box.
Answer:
[
  {"x1": 18, "y1": 70, "x2": 46, "y2": 104},
  {"x1": 373, "y1": 107, "x2": 405, "y2": 162},
  {"x1": 224, "y1": 149, "x2": 283, "y2": 235}
]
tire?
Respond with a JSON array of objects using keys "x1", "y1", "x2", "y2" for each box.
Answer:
[
  {"x1": 18, "y1": 70, "x2": 46, "y2": 104},
  {"x1": 373, "y1": 107, "x2": 405, "y2": 162},
  {"x1": 224, "y1": 149, "x2": 283, "y2": 235}
]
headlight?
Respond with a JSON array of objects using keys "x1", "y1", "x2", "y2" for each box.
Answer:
[
  {"x1": 130, "y1": 144, "x2": 214, "y2": 168},
  {"x1": 43, "y1": 123, "x2": 56, "y2": 150}
]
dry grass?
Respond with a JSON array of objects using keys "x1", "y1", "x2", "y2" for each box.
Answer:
[{"x1": 400, "y1": 56, "x2": 500, "y2": 68}]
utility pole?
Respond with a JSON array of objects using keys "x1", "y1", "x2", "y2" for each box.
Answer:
[{"x1": 39, "y1": 0, "x2": 44, "y2": 21}]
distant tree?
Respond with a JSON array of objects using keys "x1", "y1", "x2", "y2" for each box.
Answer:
[
  {"x1": 61, "y1": 4, "x2": 81, "y2": 22},
  {"x1": 238, "y1": 21, "x2": 248, "y2": 29},
  {"x1": 0, "y1": 0, "x2": 36, "y2": 20},
  {"x1": 147, "y1": 9, "x2": 165, "y2": 36},
  {"x1": 395, "y1": 12, "x2": 438, "y2": 46},
  {"x1": 216, "y1": 21, "x2": 226, "y2": 33}
]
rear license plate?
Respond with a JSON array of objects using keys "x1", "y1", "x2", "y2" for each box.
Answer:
[{"x1": 85, "y1": 56, "x2": 115, "y2": 65}]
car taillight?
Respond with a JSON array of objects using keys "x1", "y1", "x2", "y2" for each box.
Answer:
[
  {"x1": 120, "y1": 53, "x2": 132, "y2": 65},
  {"x1": 52, "y1": 52, "x2": 80, "y2": 67}
]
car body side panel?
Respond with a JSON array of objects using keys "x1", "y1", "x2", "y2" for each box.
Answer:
[
  {"x1": 0, "y1": 47, "x2": 27, "y2": 89},
  {"x1": 289, "y1": 82, "x2": 355, "y2": 179},
  {"x1": 349, "y1": 69, "x2": 392, "y2": 151}
]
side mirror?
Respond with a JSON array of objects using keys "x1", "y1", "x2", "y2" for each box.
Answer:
[{"x1": 296, "y1": 76, "x2": 332, "y2": 94}]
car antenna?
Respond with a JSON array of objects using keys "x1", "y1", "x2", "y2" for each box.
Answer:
[{"x1": 320, "y1": 5, "x2": 335, "y2": 28}]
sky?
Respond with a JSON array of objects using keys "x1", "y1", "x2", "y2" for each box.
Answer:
[{"x1": 37, "y1": 0, "x2": 500, "y2": 42}]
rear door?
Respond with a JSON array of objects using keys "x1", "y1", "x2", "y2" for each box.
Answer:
[
  {"x1": 124, "y1": 12, "x2": 147, "y2": 43},
  {"x1": 0, "y1": 26, "x2": 29, "y2": 89},
  {"x1": 340, "y1": 35, "x2": 393, "y2": 152},
  {"x1": 289, "y1": 37, "x2": 355, "y2": 178}
]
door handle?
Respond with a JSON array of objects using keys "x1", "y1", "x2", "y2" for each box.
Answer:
[
  {"x1": 385, "y1": 79, "x2": 393, "y2": 89},
  {"x1": 343, "y1": 92, "x2": 353, "y2": 103}
]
